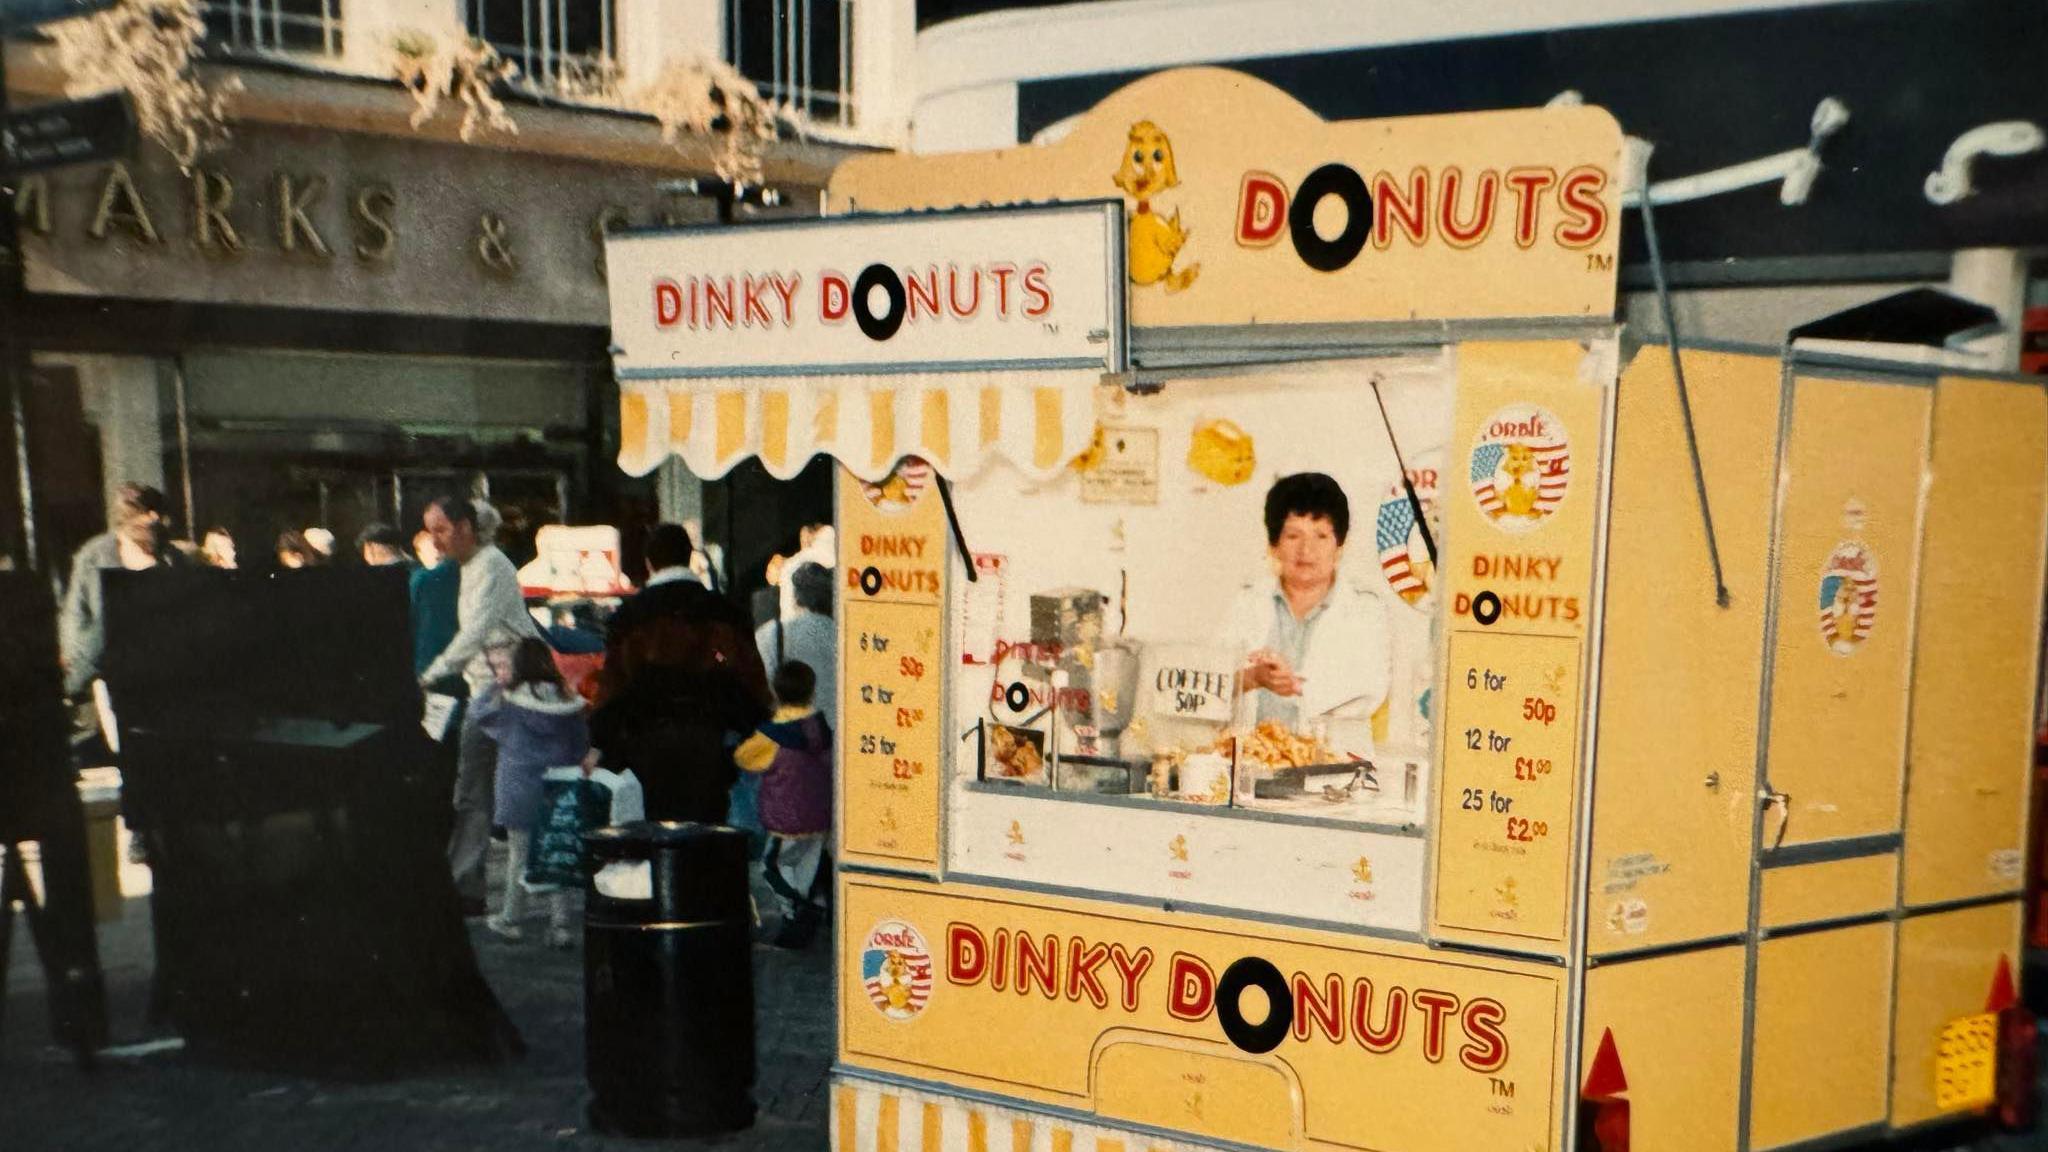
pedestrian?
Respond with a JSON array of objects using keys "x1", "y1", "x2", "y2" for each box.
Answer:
[
  {"x1": 587, "y1": 523, "x2": 769, "y2": 824},
  {"x1": 60, "y1": 482, "x2": 189, "y2": 871},
  {"x1": 357, "y1": 523, "x2": 417, "y2": 569},
  {"x1": 200, "y1": 526, "x2": 237, "y2": 569},
  {"x1": 275, "y1": 529, "x2": 325, "y2": 569},
  {"x1": 419, "y1": 495, "x2": 541, "y2": 916},
  {"x1": 778, "y1": 523, "x2": 836, "y2": 625},
  {"x1": 682, "y1": 517, "x2": 725, "y2": 592},
  {"x1": 472, "y1": 636, "x2": 588, "y2": 948},
  {"x1": 755, "y1": 561, "x2": 837, "y2": 728},
  {"x1": 411, "y1": 535, "x2": 461, "y2": 684},
  {"x1": 60, "y1": 482, "x2": 189, "y2": 700},
  {"x1": 734, "y1": 659, "x2": 832, "y2": 949}
]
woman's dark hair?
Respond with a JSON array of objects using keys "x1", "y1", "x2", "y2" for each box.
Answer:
[
  {"x1": 645, "y1": 523, "x2": 694, "y2": 574},
  {"x1": 789, "y1": 562, "x2": 834, "y2": 617},
  {"x1": 1262, "y1": 472, "x2": 1350, "y2": 546},
  {"x1": 275, "y1": 529, "x2": 326, "y2": 566},
  {"x1": 426, "y1": 494, "x2": 478, "y2": 530},
  {"x1": 111, "y1": 482, "x2": 169, "y2": 528},
  {"x1": 508, "y1": 637, "x2": 565, "y2": 691},
  {"x1": 356, "y1": 522, "x2": 407, "y2": 553},
  {"x1": 774, "y1": 659, "x2": 817, "y2": 708}
]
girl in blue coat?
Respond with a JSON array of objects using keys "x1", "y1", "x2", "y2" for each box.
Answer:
[{"x1": 475, "y1": 637, "x2": 590, "y2": 947}]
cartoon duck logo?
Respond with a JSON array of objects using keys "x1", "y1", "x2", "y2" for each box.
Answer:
[
  {"x1": 859, "y1": 457, "x2": 933, "y2": 514},
  {"x1": 1007, "y1": 820, "x2": 1026, "y2": 847},
  {"x1": 1169, "y1": 834, "x2": 1191, "y2": 863},
  {"x1": 1819, "y1": 540, "x2": 1880, "y2": 654},
  {"x1": 1352, "y1": 857, "x2": 1375, "y2": 885},
  {"x1": 861, "y1": 920, "x2": 934, "y2": 1022},
  {"x1": 1114, "y1": 121, "x2": 1200, "y2": 294},
  {"x1": 1497, "y1": 876, "x2": 1521, "y2": 909},
  {"x1": 1470, "y1": 404, "x2": 1571, "y2": 533},
  {"x1": 1375, "y1": 457, "x2": 1442, "y2": 608}
]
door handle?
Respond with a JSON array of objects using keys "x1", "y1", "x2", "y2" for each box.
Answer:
[
  {"x1": 1704, "y1": 771, "x2": 1722, "y2": 792},
  {"x1": 1760, "y1": 789, "x2": 1793, "y2": 849}
]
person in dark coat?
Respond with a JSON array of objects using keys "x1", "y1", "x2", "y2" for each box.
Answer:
[{"x1": 587, "y1": 523, "x2": 770, "y2": 824}]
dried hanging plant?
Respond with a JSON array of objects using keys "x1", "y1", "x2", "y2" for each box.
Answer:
[
  {"x1": 389, "y1": 26, "x2": 518, "y2": 142},
  {"x1": 629, "y1": 56, "x2": 783, "y2": 189},
  {"x1": 43, "y1": 0, "x2": 240, "y2": 172},
  {"x1": 550, "y1": 55, "x2": 624, "y2": 105}
]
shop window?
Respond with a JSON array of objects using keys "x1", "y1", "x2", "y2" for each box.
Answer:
[
  {"x1": 726, "y1": 0, "x2": 854, "y2": 127},
  {"x1": 951, "y1": 360, "x2": 1452, "y2": 836},
  {"x1": 200, "y1": 0, "x2": 343, "y2": 57},
  {"x1": 466, "y1": 0, "x2": 616, "y2": 95}
]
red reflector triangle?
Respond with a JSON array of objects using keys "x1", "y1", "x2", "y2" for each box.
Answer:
[
  {"x1": 1583, "y1": 1027, "x2": 1629, "y2": 1099},
  {"x1": 1987, "y1": 954, "x2": 2018, "y2": 1013}
]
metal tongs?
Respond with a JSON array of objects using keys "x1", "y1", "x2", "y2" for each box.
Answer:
[{"x1": 1320, "y1": 758, "x2": 1380, "y2": 802}]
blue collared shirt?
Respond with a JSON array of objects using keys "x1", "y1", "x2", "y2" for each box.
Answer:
[{"x1": 1258, "y1": 584, "x2": 1334, "y2": 725}]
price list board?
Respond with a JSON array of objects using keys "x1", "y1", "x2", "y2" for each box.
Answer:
[
  {"x1": 843, "y1": 604, "x2": 944, "y2": 865},
  {"x1": 837, "y1": 461, "x2": 949, "y2": 872},
  {"x1": 1430, "y1": 341, "x2": 1608, "y2": 953},
  {"x1": 1433, "y1": 631, "x2": 1582, "y2": 944}
]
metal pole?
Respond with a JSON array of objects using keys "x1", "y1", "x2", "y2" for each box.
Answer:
[
  {"x1": 172, "y1": 358, "x2": 195, "y2": 541},
  {"x1": 0, "y1": 49, "x2": 40, "y2": 572},
  {"x1": 1639, "y1": 187, "x2": 1731, "y2": 608}
]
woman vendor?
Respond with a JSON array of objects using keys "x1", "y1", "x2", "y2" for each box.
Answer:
[{"x1": 1225, "y1": 472, "x2": 1392, "y2": 756}]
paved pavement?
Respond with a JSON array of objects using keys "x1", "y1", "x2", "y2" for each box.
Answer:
[
  {"x1": 1, "y1": 833, "x2": 834, "y2": 1152},
  {"x1": 8, "y1": 829, "x2": 2048, "y2": 1152}
]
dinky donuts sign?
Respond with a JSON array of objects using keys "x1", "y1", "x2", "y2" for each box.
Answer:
[{"x1": 604, "y1": 203, "x2": 1125, "y2": 380}]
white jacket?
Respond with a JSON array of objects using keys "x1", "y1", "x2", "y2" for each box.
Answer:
[
  {"x1": 1223, "y1": 574, "x2": 1391, "y2": 748},
  {"x1": 422, "y1": 544, "x2": 540, "y2": 695}
]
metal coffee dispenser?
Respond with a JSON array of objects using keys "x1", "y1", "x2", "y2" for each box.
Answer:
[
  {"x1": 1024, "y1": 588, "x2": 1145, "y2": 793},
  {"x1": 1088, "y1": 640, "x2": 1143, "y2": 760}
]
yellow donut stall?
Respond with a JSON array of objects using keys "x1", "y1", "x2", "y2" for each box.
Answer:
[{"x1": 601, "y1": 68, "x2": 2046, "y2": 1152}]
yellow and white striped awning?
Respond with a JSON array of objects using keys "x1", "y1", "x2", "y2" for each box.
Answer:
[
  {"x1": 617, "y1": 370, "x2": 1105, "y2": 483},
  {"x1": 832, "y1": 1077, "x2": 1226, "y2": 1152}
]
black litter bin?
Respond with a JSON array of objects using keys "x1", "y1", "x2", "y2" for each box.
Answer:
[{"x1": 584, "y1": 821, "x2": 755, "y2": 1137}]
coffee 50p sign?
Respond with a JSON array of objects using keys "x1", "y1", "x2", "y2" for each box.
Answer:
[{"x1": 604, "y1": 203, "x2": 1126, "y2": 381}]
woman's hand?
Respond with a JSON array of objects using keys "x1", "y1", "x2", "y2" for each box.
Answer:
[
  {"x1": 1242, "y1": 649, "x2": 1306, "y2": 698},
  {"x1": 580, "y1": 748, "x2": 601, "y2": 778}
]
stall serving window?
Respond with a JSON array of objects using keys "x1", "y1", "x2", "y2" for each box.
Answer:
[{"x1": 940, "y1": 354, "x2": 1456, "y2": 931}]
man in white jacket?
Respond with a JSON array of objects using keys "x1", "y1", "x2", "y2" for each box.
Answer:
[{"x1": 421, "y1": 495, "x2": 540, "y2": 915}]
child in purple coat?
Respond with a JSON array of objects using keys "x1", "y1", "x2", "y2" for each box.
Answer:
[
  {"x1": 734, "y1": 660, "x2": 832, "y2": 949},
  {"x1": 475, "y1": 637, "x2": 590, "y2": 947}
]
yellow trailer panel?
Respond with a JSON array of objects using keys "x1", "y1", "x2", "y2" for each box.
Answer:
[
  {"x1": 1763, "y1": 377, "x2": 1931, "y2": 848},
  {"x1": 1749, "y1": 922, "x2": 1897, "y2": 1150},
  {"x1": 1590, "y1": 348, "x2": 1780, "y2": 954},
  {"x1": 1582, "y1": 945, "x2": 1747, "y2": 1152},
  {"x1": 839, "y1": 875, "x2": 1568, "y2": 1152},
  {"x1": 1890, "y1": 901, "x2": 2025, "y2": 1129},
  {"x1": 1901, "y1": 377, "x2": 2048, "y2": 907},
  {"x1": 1760, "y1": 855, "x2": 1899, "y2": 931}
]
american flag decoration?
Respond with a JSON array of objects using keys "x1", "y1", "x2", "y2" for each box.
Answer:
[
  {"x1": 860, "y1": 456, "x2": 934, "y2": 513},
  {"x1": 1375, "y1": 465, "x2": 1440, "y2": 608},
  {"x1": 1468, "y1": 405, "x2": 1572, "y2": 534},
  {"x1": 861, "y1": 920, "x2": 935, "y2": 1021},
  {"x1": 1818, "y1": 542, "x2": 1880, "y2": 655}
]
